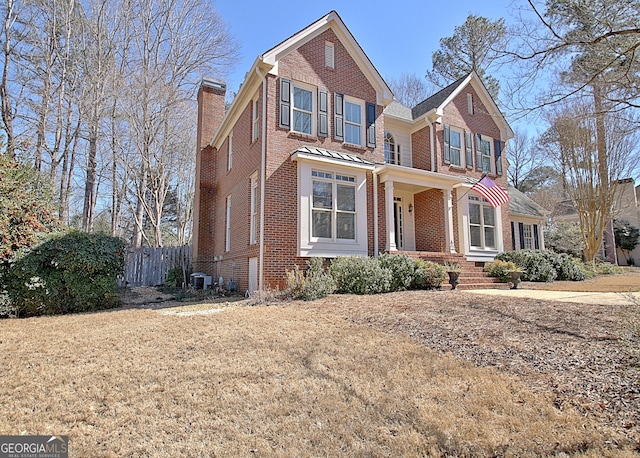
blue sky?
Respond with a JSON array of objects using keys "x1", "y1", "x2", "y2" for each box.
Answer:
[{"x1": 216, "y1": 0, "x2": 513, "y2": 100}]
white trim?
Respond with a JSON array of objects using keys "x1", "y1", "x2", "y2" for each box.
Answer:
[
  {"x1": 325, "y1": 41, "x2": 334, "y2": 68},
  {"x1": 296, "y1": 159, "x2": 369, "y2": 257},
  {"x1": 227, "y1": 132, "x2": 233, "y2": 171},
  {"x1": 225, "y1": 195, "x2": 232, "y2": 252},
  {"x1": 250, "y1": 172, "x2": 258, "y2": 245},
  {"x1": 343, "y1": 95, "x2": 365, "y2": 147}
]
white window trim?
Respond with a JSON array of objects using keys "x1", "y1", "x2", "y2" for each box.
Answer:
[
  {"x1": 449, "y1": 126, "x2": 464, "y2": 167},
  {"x1": 343, "y1": 96, "x2": 364, "y2": 147},
  {"x1": 467, "y1": 93, "x2": 474, "y2": 115},
  {"x1": 325, "y1": 41, "x2": 334, "y2": 69},
  {"x1": 478, "y1": 134, "x2": 494, "y2": 174},
  {"x1": 227, "y1": 132, "x2": 233, "y2": 171},
  {"x1": 291, "y1": 81, "x2": 316, "y2": 136},
  {"x1": 458, "y1": 191, "x2": 503, "y2": 260},
  {"x1": 297, "y1": 159, "x2": 369, "y2": 257},
  {"x1": 250, "y1": 173, "x2": 258, "y2": 245},
  {"x1": 252, "y1": 98, "x2": 260, "y2": 142},
  {"x1": 225, "y1": 195, "x2": 232, "y2": 252},
  {"x1": 384, "y1": 132, "x2": 401, "y2": 165}
]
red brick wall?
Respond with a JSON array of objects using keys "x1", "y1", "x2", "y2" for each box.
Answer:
[
  {"x1": 197, "y1": 82, "x2": 226, "y2": 153},
  {"x1": 414, "y1": 189, "x2": 446, "y2": 252},
  {"x1": 411, "y1": 128, "x2": 431, "y2": 171}
]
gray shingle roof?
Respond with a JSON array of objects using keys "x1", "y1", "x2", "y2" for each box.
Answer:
[
  {"x1": 411, "y1": 74, "x2": 469, "y2": 119},
  {"x1": 508, "y1": 186, "x2": 548, "y2": 218},
  {"x1": 383, "y1": 101, "x2": 413, "y2": 120},
  {"x1": 293, "y1": 146, "x2": 375, "y2": 165}
]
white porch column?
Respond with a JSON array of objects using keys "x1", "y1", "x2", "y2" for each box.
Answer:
[
  {"x1": 385, "y1": 181, "x2": 396, "y2": 251},
  {"x1": 443, "y1": 188, "x2": 456, "y2": 253}
]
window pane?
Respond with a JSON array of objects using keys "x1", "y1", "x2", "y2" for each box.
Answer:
[
  {"x1": 450, "y1": 131, "x2": 461, "y2": 149},
  {"x1": 337, "y1": 213, "x2": 355, "y2": 239},
  {"x1": 337, "y1": 184, "x2": 355, "y2": 211},
  {"x1": 293, "y1": 111, "x2": 311, "y2": 134},
  {"x1": 482, "y1": 156, "x2": 491, "y2": 173},
  {"x1": 312, "y1": 181, "x2": 332, "y2": 209},
  {"x1": 484, "y1": 227, "x2": 495, "y2": 248},
  {"x1": 293, "y1": 87, "x2": 312, "y2": 111},
  {"x1": 469, "y1": 203, "x2": 480, "y2": 224},
  {"x1": 450, "y1": 148, "x2": 461, "y2": 166},
  {"x1": 483, "y1": 206, "x2": 495, "y2": 226},
  {"x1": 312, "y1": 210, "x2": 331, "y2": 238},
  {"x1": 345, "y1": 124, "x2": 360, "y2": 145},
  {"x1": 470, "y1": 226, "x2": 481, "y2": 247},
  {"x1": 345, "y1": 101, "x2": 361, "y2": 123}
]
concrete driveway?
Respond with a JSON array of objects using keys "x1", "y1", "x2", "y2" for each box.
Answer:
[{"x1": 468, "y1": 288, "x2": 640, "y2": 306}]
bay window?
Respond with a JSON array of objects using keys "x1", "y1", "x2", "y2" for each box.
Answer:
[
  {"x1": 469, "y1": 195, "x2": 496, "y2": 249},
  {"x1": 312, "y1": 170, "x2": 356, "y2": 240}
]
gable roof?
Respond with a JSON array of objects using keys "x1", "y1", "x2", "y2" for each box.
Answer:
[
  {"x1": 508, "y1": 186, "x2": 548, "y2": 219},
  {"x1": 261, "y1": 11, "x2": 393, "y2": 105},
  {"x1": 412, "y1": 74, "x2": 469, "y2": 119},
  {"x1": 384, "y1": 72, "x2": 514, "y2": 140}
]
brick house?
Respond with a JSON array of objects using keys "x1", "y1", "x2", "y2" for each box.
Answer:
[{"x1": 192, "y1": 10, "x2": 541, "y2": 293}]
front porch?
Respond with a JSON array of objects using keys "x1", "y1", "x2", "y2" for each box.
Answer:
[{"x1": 395, "y1": 251, "x2": 504, "y2": 290}]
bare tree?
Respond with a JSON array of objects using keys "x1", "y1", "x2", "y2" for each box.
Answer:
[
  {"x1": 386, "y1": 73, "x2": 434, "y2": 107},
  {"x1": 542, "y1": 102, "x2": 640, "y2": 262},
  {"x1": 506, "y1": 128, "x2": 551, "y2": 191}
]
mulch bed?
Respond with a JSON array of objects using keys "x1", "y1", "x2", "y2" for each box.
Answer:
[{"x1": 296, "y1": 290, "x2": 640, "y2": 448}]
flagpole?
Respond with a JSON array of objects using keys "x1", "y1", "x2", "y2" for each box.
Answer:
[{"x1": 456, "y1": 173, "x2": 487, "y2": 202}]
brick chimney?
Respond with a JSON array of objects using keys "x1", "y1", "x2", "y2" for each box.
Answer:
[{"x1": 197, "y1": 77, "x2": 227, "y2": 152}]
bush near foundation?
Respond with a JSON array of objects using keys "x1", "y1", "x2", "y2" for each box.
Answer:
[
  {"x1": 495, "y1": 249, "x2": 586, "y2": 282},
  {"x1": 1, "y1": 232, "x2": 126, "y2": 317}
]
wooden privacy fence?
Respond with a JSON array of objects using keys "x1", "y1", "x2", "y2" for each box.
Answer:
[{"x1": 122, "y1": 245, "x2": 192, "y2": 287}]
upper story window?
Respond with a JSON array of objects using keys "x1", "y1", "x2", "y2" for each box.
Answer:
[
  {"x1": 252, "y1": 98, "x2": 260, "y2": 142},
  {"x1": 250, "y1": 173, "x2": 258, "y2": 245},
  {"x1": 227, "y1": 132, "x2": 233, "y2": 171},
  {"x1": 384, "y1": 132, "x2": 400, "y2": 165},
  {"x1": 444, "y1": 124, "x2": 464, "y2": 167},
  {"x1": 279, "y1": 78, "x2": 319, "y2": 137},
  {"x1": 344, "y1": 99, "x2": 363, "y2": 146},
  {"x1": 477, "y1": 136, "x2": 492, "y2": 174},
  {"x1": 467, "y1": 93, "x2": 474, "y2": 115}
]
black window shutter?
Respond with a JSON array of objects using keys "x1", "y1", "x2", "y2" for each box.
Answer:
[
  {"x1": 318, "y1": 89, "x2": 328, "y2": 137},
  {"x1": 465, "y1": 131, "x2": 473, "y2": 169},
  {"x1": 511, "y1": 221, "x2": 516, "y2": 251},
  {"x1": 443, "y1": 124, "x2": 451, "y2": 164},
  {"x1": 334, "y1": 93, "x2": 344, "y2": 140},
  {"x1": 366, "y1": 102, "x2": 376, "y2": 147},
  {"x1": 519, "y1": 222, "x2": 525, "y2": 250},
  {"x1": 476, "y1": 134, "x2": 482, "y2": 171},
  {"x1": 533, "y1": 224, "x2": 540, "y2": 250},
  {"x1": 494, "y1": 139, "x2": 503, "y2": 175},
  {"x1": 279, "y1": 78, "x2": 290, "y2": 129}
]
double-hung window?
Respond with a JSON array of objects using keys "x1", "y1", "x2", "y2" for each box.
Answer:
[
  {"x1": 477, "y1": 136, "x2": 492, "y2": 174},
  {"x1": 522, "y1": 224, "x2": 533, "y2": 249},
  {"x1": 469, "y1": 196, "x2": 496, "y2": 249},
  {"x1": 344, "y1": 99, "x2": 363, "y2": 146},
  {"x1": 311, "y1": 170, "x2": 356, "y2": 240},
  {"x1": 225, "y1": 195, "x2": 232, "y2": 252},
  {"x1": 250, "y1": 174, "x2": 258, "y2": 245},
  {"x1": 444, "y1": 125, "x2": 464, "y2": 167},
  {"x1": 252, "y1": 99, "x2": 260, "y2": 142},
  {"x1": 293, "y1": 85, "x2": 313, "y2": 135}
]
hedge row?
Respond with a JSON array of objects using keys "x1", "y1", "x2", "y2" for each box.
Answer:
[{"x1": 284, "y1": 254, "x2": 446, "y2": 301}]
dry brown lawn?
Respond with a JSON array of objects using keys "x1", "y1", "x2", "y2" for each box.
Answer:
[{"x1": 1, "y1": 274, "x2": 639, "y2": 456}]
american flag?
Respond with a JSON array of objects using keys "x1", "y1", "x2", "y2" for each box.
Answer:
[{"x1": 471, "y1": 175, "x2": 510, "y2": 208}]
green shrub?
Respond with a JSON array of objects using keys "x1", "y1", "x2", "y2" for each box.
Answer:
[
  {"x1": 378, "y1": 253, "x2": 417, "y2": 291},
  {"x1": 165, "y1": 267, "x2": 189, "y2": 288},
  {"x1": 485, "y1": 259, "x2": 519, "y2": 283},
  {"x1": 496, "y1": 250, "x2": 556, "y2": 282},
  {"x1": 285, "y1": 258, "x2": 336, "y2": 301},
  {"x1": 2, "y1": 231, "x2": 126, "y2": 317},
  {"x1": 413, "y1": 259, "x2": 446, "y2": 289},
  {"x1": 594, "y1": 262, "x2": 625, "y2": 275},
  {"x1": 329, "y1": 256, "x2": 392, "y2": 295},
  {"x1": 496, "y1": 249, "x2": 587, "y2": 282},
  {"x1": 544, "y1": 222, "x2": 584, "y2": 258}
]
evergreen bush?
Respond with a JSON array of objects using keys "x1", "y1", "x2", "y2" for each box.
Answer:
[
  {"x1": 413, "y1": 259, "x2": 446, "y2": 289},
  {"x1": 285, "y1": 258, "x2": 336, "y2": 301},
  {"x1": 2, "y1": 232, "x2": 126, "y2": 317},
  {"x1": 329, "y1": 256, "x2": 392, "y2": 295},
  {"x1": 485, "y1": 259, "x2": 519, "y2": 283}
]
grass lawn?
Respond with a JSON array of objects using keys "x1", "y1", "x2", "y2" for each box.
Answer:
[{"x1": 1, "y1": 291, "x2": 638, "y2": 457}]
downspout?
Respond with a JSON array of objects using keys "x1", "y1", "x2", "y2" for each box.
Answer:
[
  {"x1": 256, "y1": 66, "x2": 267, "y2": 291},
  {"x1": 429, "y1": 121, "x2": 435, "y2": 172},
  {"x1": 373, "y1": 168, "x2": 379, "y2": 257}
]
